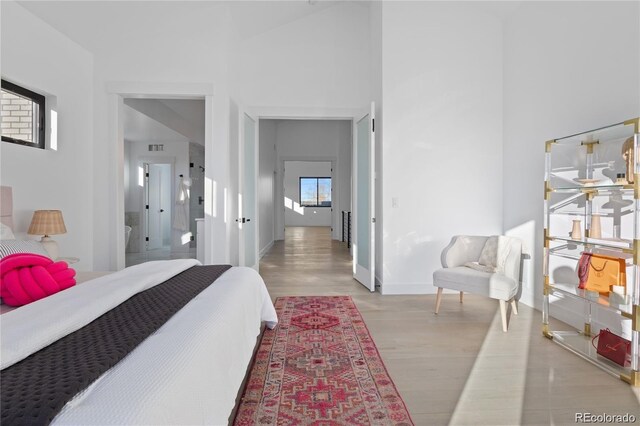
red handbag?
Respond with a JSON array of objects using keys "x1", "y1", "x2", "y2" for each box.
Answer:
[{"x1": 592, "y1": 328, "x2": 631, "y2": 367}]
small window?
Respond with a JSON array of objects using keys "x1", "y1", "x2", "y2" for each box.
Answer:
[
  {"x1": 300, "y1": 177, "x2": 331, "y2": 207},
  {"x1": 1, "y1": 80, "x2": 45, "y2": 149}
]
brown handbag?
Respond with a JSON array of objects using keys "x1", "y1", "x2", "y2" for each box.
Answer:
[{"x1": 582, "y1": 253, "x2": 626, "y2": 294}]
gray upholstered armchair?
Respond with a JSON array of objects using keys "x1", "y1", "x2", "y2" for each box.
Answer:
[{"x1": 432, "y1": 235, "x2": 523, "y2": 332}]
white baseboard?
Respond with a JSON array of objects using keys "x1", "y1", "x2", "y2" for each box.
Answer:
[
  {"x1": 380, "y1": 282, "x2": 433, "y2": 295},
  {"x1": 259, "y1": 241, "x2": 274, "y2": 259}
]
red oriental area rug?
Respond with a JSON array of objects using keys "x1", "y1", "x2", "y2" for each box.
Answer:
[{"x1": 234, "y1": 296, "x2": 413, "y2": 426}]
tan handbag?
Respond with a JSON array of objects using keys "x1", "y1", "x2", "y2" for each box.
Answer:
[{"x1": 584, "y1": 254, "x2": 626, "y2": 294}]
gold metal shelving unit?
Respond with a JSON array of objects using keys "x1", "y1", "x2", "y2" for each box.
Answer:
[{"x1": 543, "y1": 117, "x2": 640, "y2": 385}]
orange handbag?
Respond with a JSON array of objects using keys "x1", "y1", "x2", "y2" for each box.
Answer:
[{"x1": 584, "y1": 254, "x2": 626, "y2": 294}]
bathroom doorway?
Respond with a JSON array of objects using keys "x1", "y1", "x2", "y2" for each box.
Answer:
[{"x1": 122, "y1": 98, "x2": 205, "y2": 267}]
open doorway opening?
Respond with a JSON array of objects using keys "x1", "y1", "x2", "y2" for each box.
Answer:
[
  {"x1": 257, "y1": 119, "x2": 352, "y2": 260},
  {"x1": 122, "y1": 98, "x2": 205, "y2": 267}
]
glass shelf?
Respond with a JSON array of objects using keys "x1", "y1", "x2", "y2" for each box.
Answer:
[
  {"x1": 549, "y1": 282, "x2": 634, "y2": 315},
  {"x1": 549, "y1": 244, "x2": 634, "y2": 262},
  {"x1": 551, "y1": 184, "x2": 633, "y2": 193},
  {"x1": 549, "y1": 210, "x2": 633, "y2": 218},
  {"x1": 551, "y1": 331, "x2": 637, "y2": 380},
  {"x1": 548, "y1": 235, "x2": 632, "y2": 251},
  {"x1": 553, "y1": 120, "x2": 636, "y2": 146}
]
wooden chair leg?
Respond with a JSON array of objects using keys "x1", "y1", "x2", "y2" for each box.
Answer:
[
  {"x1": 499, "y1": 300, "x2": 508, "y2": 332},
  {"x1": 435, "y1": 287, "x2": 443, "y2": 314},
  {"x1": 459, "y1": 291, "x2": 463, "y2": 303},
  {"x1": 510, "y1": 299, "x2": 518, "y2": 315}
]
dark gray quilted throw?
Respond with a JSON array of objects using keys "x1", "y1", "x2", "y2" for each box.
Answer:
[{"x1": 1, "y1": 264, "x2": 232, "y2": 426}]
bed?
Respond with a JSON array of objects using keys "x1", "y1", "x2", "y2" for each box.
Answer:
[{"x1": 0, "y1": 186, "x2": 278, "y2": 425}]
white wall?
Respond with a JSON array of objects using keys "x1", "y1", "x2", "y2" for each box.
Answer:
[
  {"x1": 258, "y1": 119, "x2": 276, "y2": 257},
  {"x1": 380, "y1": 2, "x2": 504, "y2": 294},
  {"x1": 88, "y1": 2, "x2": 234, "y2": 269},
  {"x1": 337, "y1": 122, "x2": 352, "y2": 238},
  {"x1": 273, "y1": 120, "x2": 351, "y2": 241},
  {"x1": 124, "y1": 140, "x2": 190, "y2": 253},
  {"x1": 503, "y1": 1, "x2": 640, "y2": 309},
  {"x1": 0, "y1": 1, "x2": 94, "y2": 271},
  {"x1": 284, "y1": 161, "x2": 332, "y2": 227},
  {"x1": 7, "y1": 1, "x2": 370, "y2": 270},
  {"x1": 232, "y1": 2, "x2": 371, "y2": 111}
]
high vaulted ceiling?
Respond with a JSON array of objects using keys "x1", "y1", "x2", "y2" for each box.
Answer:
[
  {"x1": 16, "y1": 1, "x2": 521, "y2": 60},
  {"x1": 17, "y1": 1, "x2": 343, "y2": 54},
  {"x1": 124, "y1": 98, "x2": 205, "y2": 146},
  {"x1": 123, "y1": 103, "x2": 189, "y2": 145}
]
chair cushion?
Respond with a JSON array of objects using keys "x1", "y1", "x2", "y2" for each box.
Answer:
[{"x1": 433, "y1": 266, "x2": 517, "y2": 301}]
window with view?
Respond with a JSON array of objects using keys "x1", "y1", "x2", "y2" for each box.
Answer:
[
  {"x1": 300, "y1": 177, "x2": 331, "y2": 207},
  {"x1": 1, "y1": 80, "x2": 45, "y2": 149}
]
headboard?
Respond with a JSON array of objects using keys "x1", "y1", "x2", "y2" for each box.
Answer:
[{"x1": 0, "y1": 186, "x2": 13, "y2": 229}]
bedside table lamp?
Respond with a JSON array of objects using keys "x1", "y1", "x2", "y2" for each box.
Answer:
[{"x1": 27, "y1": 210, "x2": 67, "y2": 260}]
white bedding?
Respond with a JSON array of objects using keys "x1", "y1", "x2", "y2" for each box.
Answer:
[{"x1": 0, "y1": 260, "x2": 278, "y2": 425}]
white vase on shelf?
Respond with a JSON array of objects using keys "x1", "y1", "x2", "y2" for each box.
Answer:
[
  {"x1": 590, "y1": 214, "x2": 602, "y2": 239},
  {"x1": 571, "y1": 219, "x2": 582, "y2": 240}
]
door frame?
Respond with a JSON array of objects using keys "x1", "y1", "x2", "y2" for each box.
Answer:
[
  {"x1": 107, "y1": 82, "x2": 213, "y2": 270},
  {"x1": 352, "y1": 103, "x2": 376, "y2": 291},
  {"x1": 139, "y1": 157, "x2": 175, "y2": 253},
  {"x1": 238, "y1": 110, "x2": 259, "y2": 269}
]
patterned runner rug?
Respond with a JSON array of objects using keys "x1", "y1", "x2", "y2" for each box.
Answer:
[{"x1": 234, "y1": 296, "x2": 414, "y2": 425}]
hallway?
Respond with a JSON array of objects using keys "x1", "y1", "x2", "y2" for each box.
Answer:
[
  {"x1": 258, "y1": 226, "x2": 640, "y2": 425},
  {"x1": 260, "y1": 226, "x2": 364, "y2": 297}
]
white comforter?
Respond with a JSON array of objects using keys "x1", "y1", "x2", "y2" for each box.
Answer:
[{"x1": 1, "y1": 260, "x2": 278, "y2": 425}]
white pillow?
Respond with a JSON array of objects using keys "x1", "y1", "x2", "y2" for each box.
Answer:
[
  {"x1": 478, "y1": 236, "x2": 499, "y2": 268},
  {"x1": 0, "y1": 223, "x2": 15, "y2": 240},
  {"x1": 0, "y1": 240, "x2": 50, "y2": 259},
  {"x1": 478, "y1": 236, "x2": 512, "y2": 272}
]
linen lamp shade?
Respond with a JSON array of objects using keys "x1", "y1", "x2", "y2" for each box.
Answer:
[
  {"x1": 27, "y1": 210, "x2": 66, "y2": 259},
  {"x1": 28, "y1": 210, "x2": 67, "y2": 236}
]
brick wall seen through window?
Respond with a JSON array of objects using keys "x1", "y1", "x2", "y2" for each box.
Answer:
[{"x1": 1, "y1": 80, "x2": 45, "y2": 149}]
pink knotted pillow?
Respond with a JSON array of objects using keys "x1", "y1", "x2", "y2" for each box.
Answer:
[{"x1": 0, "y1": 253, "x2": 76, "y2": 306}]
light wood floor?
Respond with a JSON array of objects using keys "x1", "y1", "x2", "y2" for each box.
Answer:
[{"x1": 260, "y1": 227, "x2": 640, "y2": 426}]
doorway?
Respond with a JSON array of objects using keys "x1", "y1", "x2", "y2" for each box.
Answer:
[
  {"x1": 121, "y1": 97, "x2": 205, "y2": 267},
  {"x1": 253, "y1": 111, "x2": 375, "y2": 290},
  {"x1": 255, "y1": 118, "x2": 353, "y2": 284}
]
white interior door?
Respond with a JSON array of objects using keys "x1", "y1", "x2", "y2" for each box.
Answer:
[
  {"x1": 239, "y1": 113, "x2": 259, "y2": 270},
  {"x1": 145, "y1": 163, "x2": 164, "y2": 251},
  {"x1": 353, "y1": 102, "x2": 376, "y2": 291}
]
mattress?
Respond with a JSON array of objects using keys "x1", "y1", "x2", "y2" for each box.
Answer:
[{"x1": 0, "y1": 259, "x2": 278, "y2": 425}]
